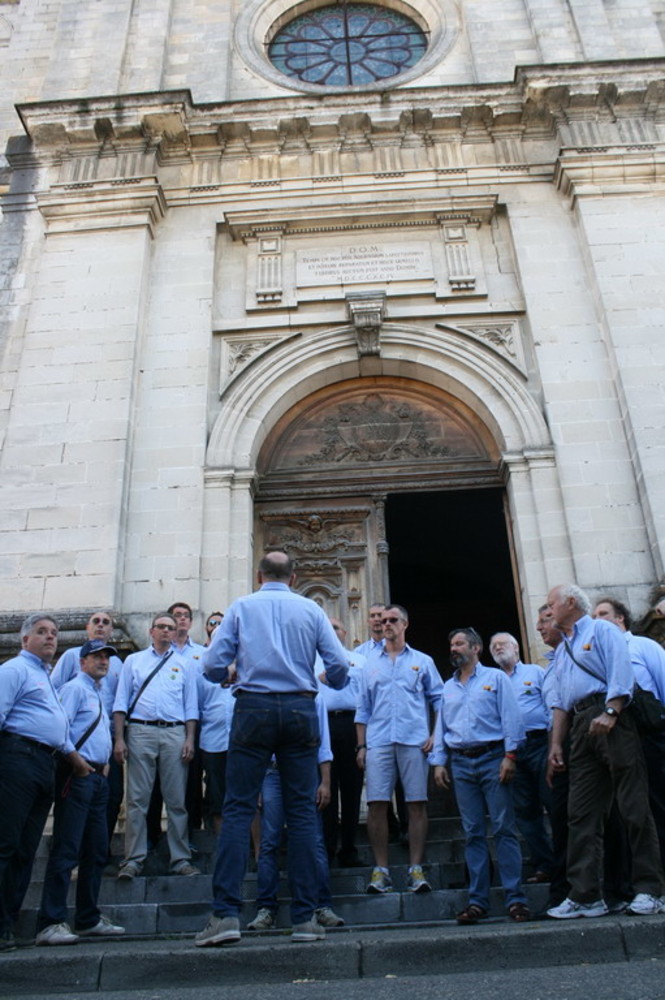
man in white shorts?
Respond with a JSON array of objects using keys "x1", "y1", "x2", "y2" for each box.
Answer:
[{"x1": 355, "y1": 605, "x2": 443, "y2": 894}]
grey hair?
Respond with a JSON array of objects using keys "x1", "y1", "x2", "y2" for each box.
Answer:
[
  {"x1": 558, "y1": 583, "x2": 592, "y2": 616},
  {"x1": 489, "y1": 632, "x2": 520, "y2": 650},
  {"x1": 20, "y1": 613, "x2": 57, "y2": 638}
]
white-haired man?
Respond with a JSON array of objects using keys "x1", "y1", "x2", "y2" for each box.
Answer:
[
  {"x1": 489, "y1": 632, "x2": 553, "y2": 884},
  {"x1": 546, "y1": 583, "x2": 664, "y2": 918}
]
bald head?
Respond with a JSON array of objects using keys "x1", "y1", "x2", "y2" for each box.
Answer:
[{"x1": 258, "y1": 549, "x2": 294, "y2": 582}]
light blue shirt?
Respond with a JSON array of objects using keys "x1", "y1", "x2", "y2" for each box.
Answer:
[
  {"x1": 172, "y1": 637, "x2": 207, "y2": 672},
  {"x1": 203, "y1": 583, "x2": 349, "y2": 694},
  {"x1": 355, "y1": 643, "x2": 443, "y2": 748},
  {"x1": 549, "y1": 615, "x2": 634, "y2": 711},
  {"x1": 0, "y1": 650, "x2": 70, "y2": 751},
  {"x1": 59, "y1": 672, "x2": 112, "y2": 764},
  {"x1": 503, "y1": 661, "x2": 550, "y2": 731},
  {"x1": 315, "y1": 651, "x2": 365, "y2": 712},
  {"x1": 625, "y1": 631, "x2": 665, "y2": 703},
  {"x1": 51, "y1": 646, "x2": 123, "y2": 719},
  {"x1": 197, "y1": 674, "x2": 235, "y2": 753},
  {"x1": 113, "y1": 646, "x2": 198, "y2": 722},
  {"x1": 430, "y1": 663, "x2": 525, "y2": 767},
  {"x1": 354, "y1": 637, "x2": 384, "y2": 658},
  {"x1": 541, "y1": 648, "x2": 559, "y2": 718},
  {"x1": 316, "y1": 694, "x2": 333, "y2": 765}
]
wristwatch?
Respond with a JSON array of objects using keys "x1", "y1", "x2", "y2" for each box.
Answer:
[
  {"x1": 355, "y1": 744, "x2": 367, "y2": 754},
  {"x1": 604, "y1": 705, "x2": 619, "y2": 717}
]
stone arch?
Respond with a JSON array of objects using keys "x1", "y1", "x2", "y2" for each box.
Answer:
[
  {"x1": 206, "y1": 321, "x2": 551, "y2": 471},
  {"x1": 202, "y1": 322, "x2": 573, "y2": 640}
]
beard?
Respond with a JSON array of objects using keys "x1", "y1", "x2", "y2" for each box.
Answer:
[{"x1": 450, "y1": 652, "x2": 467, "y2": 669}]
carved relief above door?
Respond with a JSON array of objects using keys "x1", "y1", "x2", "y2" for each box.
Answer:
[{"x1": 254, "y1": 376, "x2": 500, "y2": 644}]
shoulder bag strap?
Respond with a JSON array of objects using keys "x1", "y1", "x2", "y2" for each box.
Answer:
[{"x1": 127, "y1": 649, "x2": 174, "y2": 720}]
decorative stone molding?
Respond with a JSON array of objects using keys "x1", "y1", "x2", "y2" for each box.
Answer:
[
  {"x1": 436, "y1": 320, "x2": 527, "y2": 373},
  {"x1": 36, "y1": 177, "x2": 167, "y2": 235},
  {"x1": 346, "y1": 291, "x2": 386, "y2": 357}
]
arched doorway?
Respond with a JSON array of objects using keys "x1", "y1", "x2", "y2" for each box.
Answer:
[{"x1": 254, "y1": 375, "x2": 523, "y2": 666}]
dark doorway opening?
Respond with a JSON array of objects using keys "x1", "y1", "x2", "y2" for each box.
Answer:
[{"x1": 385, "y1": 488, "x2": 522, "y2": 678}]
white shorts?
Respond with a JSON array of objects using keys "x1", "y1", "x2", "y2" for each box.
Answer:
[{"x1": 365, "y1": 743, "x2": 429, "y2": 802}]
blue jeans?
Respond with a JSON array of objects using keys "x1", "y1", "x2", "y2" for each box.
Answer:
[
  {"x1": 256, "y1": 766, "x2": 331, "y2": 912},
  {"x1": 211, "y1": 692, "x2": 320, "y2": 925},
  {"x1": 511, "y1": 733, "x2": 554, "y2": 873},
  {"x1": 451, "y1": 749, "x2": 526, "y2": 910},
  {"x1": 0, "y1": 734, "x2": 56, "y2": 933},
  {"x1": 38, "y1": 767, "x2": 109, "y2": 931}
]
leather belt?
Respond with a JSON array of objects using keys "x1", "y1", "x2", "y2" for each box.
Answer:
[
  {"x1": 328, "y1": 709, "x2": 355, "y2": 717},
  {"x1": 83, "y1": 761, "x2": 107, "y2": 774},
  {"x1": 128, "y1": 719, "x2": 184, "y2": 728},
  {"x1": 526, "y1": 729, "x2": 548, "y2": 739},
  {"x1": 0, "y1": 731, "x2": 60, "y2": 757},
  {"x1": 572, "y1": 693, "x2": 605, "y2": 715},
  {"x1": 451, "y1": 740, "x2": 504, "y2": 758}
]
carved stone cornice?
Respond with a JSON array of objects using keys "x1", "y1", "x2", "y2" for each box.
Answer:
[
  {"x1": 36, "y1": 176, "x2": 167, "y2": 235},
  {"x1": 555, "y1": 145, "x2": 665, "y2": 204},
  {"x1": 346, "y1": 291, "x2": 386, "y2": 357}
]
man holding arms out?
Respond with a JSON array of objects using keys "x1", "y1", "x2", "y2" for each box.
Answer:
[
  {"x1": 546, "y1": 583, "x2": 664, "y2": 918},
  {"x1": 489, "y1": 631, "x2": 554, "y2": 883},
  {"x1": 113, "y1": 613, "x2": 199, "y2": 879},
  {"x1": 36, "y1": 639, "x2": 126, "y2": 945},
  {"x1": 0, "y1": 615, "x2": 91, "y2": 951},
  {"x1": 195, "y1": 549, "x2": 349, "y2": 946},
  {"x1": 356, "y1": 604, "x2": 443, "y2": 894},
  {"x1": 431, "y1": 628, "x2": 529, "y2": 924}
]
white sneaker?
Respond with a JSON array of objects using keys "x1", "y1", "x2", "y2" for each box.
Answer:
[
  {"x1": 366, "y1": 867, "x2": 392, "y2": 894},
  {"x1": 78, "y1": 916, "x2": 125, "y2": 937},
  {"x1": 546, "y1": 897, "x2": 609, "y2": 919},
  {"x1": 314, "y1": 906, "x2": 345, "y2": 927},
  {"x1": 194, "y1": 915, "x2": 241, "y2": 947},
  {"x1": 291, "y1": 918, "x2": 325, "y2": 942},
  {"x1": 407, "y1": 865, "x2": 432, "y2": 893},
  {"x1": 35, "y1": 922, "x2": 80, "y2": 946},
  {"x1": 247, "y1": 908, "x2": 276, "y2": 930},
  {"x1": 627, "y1": 893, "x2": 662, "y2": 915}
]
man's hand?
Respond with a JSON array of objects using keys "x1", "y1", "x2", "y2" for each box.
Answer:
[
  {"x1": 114, "y1": 738, "x2": 128, "y2": 765},
  {"x1": 421, "y1": 735, "x2": 434, "y2": 754},
  {"x1": 67, "y1": 751, "x2": 94, "y2": 778},
  {"x1": 433, "y1": 765, "x2": 450, "y2": 790},
  {"x1": 547, "y1": 741, "x2": 566, "y2": 780},
  {"x1": 589, "y1": 711, "x2": 618, "y2": 737},
  {"x1": 182, "y1": 737, "x2": 195, "y2": 763},
  {"x1": 355, "y1": 747, "x2": 366, "y2": 771},
  {"x1": 316, "y1": 780, "x2": 331, "y2": 810},
  {"x1": 499, "y1": 756, "x2": 516, "y2": 784}
]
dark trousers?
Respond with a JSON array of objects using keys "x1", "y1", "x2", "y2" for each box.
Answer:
[
  {"x1": 106, "y1": 756, "x2": 124, "y2": 850},
  {"x1": 322, "y1": 712, "x2": 363, "y2": 861},
  {"x1": 567, "y1": 700, "x2": 664, "y2": 903},
  {"x1": 511, "y1": 732, "x2": 554, "y2": 874},
  {"x1": 38, "y1": 767, "x2": 109, "y2": 931},
  {"x1": 642, "y1": 731, "x2": 665, "y2": 871},
  {"x1": 0, "y1": 734, "x2": 56, "y2": 933}
]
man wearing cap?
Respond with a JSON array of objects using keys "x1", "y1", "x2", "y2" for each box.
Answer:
[
  {"x1": 35, "y1": 640, "x2": 126, "y2": 945},
  {"x1": 51, "y1": 611, "x2": 124, "y2": 852},
  {"x1": 113, "y1": 613, "x2": 199, "y2": 879},
  {"x1": 0, "y1": 614, "x2": 91, "y2": 952}
]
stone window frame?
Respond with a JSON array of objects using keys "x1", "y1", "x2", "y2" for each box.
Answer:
[{"x1": 235, "y1": 0, "x2": 459, "y2": 94}]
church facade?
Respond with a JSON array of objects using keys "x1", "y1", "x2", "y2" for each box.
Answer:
[{"x1": 1, "y1": 0, "x2": 664, "y2": 654}]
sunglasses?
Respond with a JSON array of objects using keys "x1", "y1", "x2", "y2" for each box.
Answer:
[
  {"x1": 91, "y1": 617, "x2": 112, "y2": 626},
  {"x1": 381, "y1": 616, "x2": 402, "y2": 625},
  {"x1": 153, "y1": 623, "x2": 176, "y2": 631},
  {"x1": 207, "y1": 619, "x2": 222, "y2": 627}
]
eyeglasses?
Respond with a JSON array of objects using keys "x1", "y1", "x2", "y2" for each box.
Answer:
[
  {"x1": 91, "y1": 617, "x2": 112, "y2": 626},
  {"x1": 381, "y1": 616, "x2": 402, "y2": 625},
  {"x1": 153, "y1": 623, "x2": 176, "y2": 631}
]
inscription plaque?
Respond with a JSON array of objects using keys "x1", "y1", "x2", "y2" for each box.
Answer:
[{"x1": 297, "y1": 242, "x2": 433, "y2": 286}]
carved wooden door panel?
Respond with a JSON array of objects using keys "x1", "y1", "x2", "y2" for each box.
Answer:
[{"x1": 255, "y1": 497, "x2": 389, "y2": 649}]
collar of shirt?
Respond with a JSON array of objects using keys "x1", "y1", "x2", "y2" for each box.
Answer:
[{"x1": 19, "y1": 648, "x2": 51, "y2": 671}]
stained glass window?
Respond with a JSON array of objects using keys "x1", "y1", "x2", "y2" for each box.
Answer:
[{"x1": 268, "y1": 3, "x2": 428, "y2": 87}]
